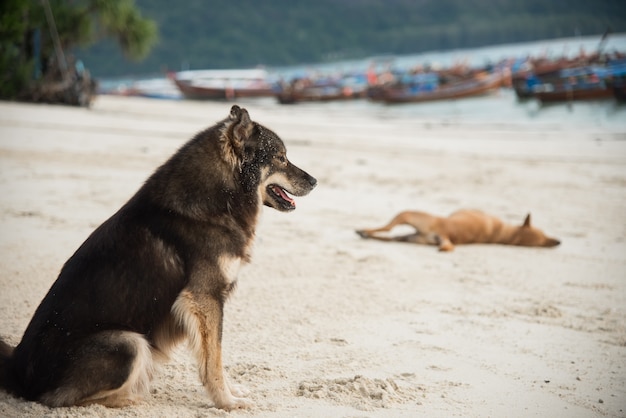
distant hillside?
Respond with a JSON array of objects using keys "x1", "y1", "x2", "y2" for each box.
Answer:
[{"x1": 77, "y1": 0, "x2": 626, "y2": 77}]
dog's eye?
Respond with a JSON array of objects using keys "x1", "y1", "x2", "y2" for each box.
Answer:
[{"x1": 277, "y1": 155, "x2": 286, "y2": 163}]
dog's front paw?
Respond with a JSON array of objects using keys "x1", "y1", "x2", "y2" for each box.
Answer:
[
  {"x1": 228, "y1": 383, "x2": 250, "y2": 398},
  {"x1": 355, "y1": 230, "x2": 368, "y2": 238},
  {"x1": 216, "y1": 396, "x2": 253, "y2": 411}
]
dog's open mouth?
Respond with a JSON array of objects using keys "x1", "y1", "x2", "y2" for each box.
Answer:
[{"x1": 268, "y1": 184, "x2": 296, "y2": 209}]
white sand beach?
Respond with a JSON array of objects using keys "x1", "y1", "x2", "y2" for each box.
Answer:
[{"x1": 0, "y1": 95, "x2": 625, "y2": 417}]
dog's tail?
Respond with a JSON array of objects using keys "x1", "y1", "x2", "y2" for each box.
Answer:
[{"x1": 0, "y1": 339, "x2": 15, "y2": 390}]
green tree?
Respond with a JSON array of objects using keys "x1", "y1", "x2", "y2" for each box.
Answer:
[
  {"x1": 0, "y1": 0, "x2": 34, "y2": 99},
  {"x1": 0, "y1": 0, "x2": 157, "y2": 101}
]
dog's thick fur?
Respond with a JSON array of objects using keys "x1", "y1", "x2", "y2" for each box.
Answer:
[
  {"x1": 356, "y1": 209, "x2": 560, "y2": 252},
  {"x1": 0, "y1": 105, "x2": 316, "y2": 410}
]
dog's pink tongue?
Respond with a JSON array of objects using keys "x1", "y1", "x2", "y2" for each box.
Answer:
[{"x1": 275, "y1": 186, "x2": 295, "y2": 207}]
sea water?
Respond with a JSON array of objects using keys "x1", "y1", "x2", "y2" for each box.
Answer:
[
  {"x1": 269, "y1": 33, "x2": 626, "y2": 131},
  {"x1": 102, "y1": 34, "x2": 626, "y2": 131}
]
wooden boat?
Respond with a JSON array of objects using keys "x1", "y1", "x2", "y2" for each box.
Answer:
[
  {"x1": 512, "y1": 70, "x2": 561, "y2": 100},
  {"x1": 101, "y1": 78, "x2": 182, "y2": 100},
  {"x1": 533, "y1": 84, "x2": 613, "y2": 103},
  {"x1": 511, "y1": 51, "x2": 626, "y2": 100},
  {"x1": 531, "y1": 66, "x2": 614, "y2": 103},
  {"x1": 170, "y1": 69, "x2": 274, "y2": 100},
  {"x1": 510, "y1": 53, "x2": 605, "y2": 100},
  {"x1": 275, "y1": 74, "x2": 368, "y2": 104},
  {"x1": 370, "y1": 71, "x2": 504, "y2": 104},
  {"x1": 275, "y1": 84, "x2": 366, "y2": 104}
]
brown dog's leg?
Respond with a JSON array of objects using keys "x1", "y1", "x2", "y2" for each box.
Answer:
[
  {"x1": 358, "y1": 211, "x2": 452, "y2": 250},
  {"x1": 437, "y1": 237, "x2": 455, "y2": 252},
  {"x1": 356, "y1": 211, "x2": 417, "y2": 238},
  {"x1": 172, "y1": 290, "x2": 251, "y2": 410},
  {"x1": 403, "y1": 230, "x2": 454, "y2": 251},
  {"x1": 40, "y1": 331, "x2": 153, "y2": 408}
]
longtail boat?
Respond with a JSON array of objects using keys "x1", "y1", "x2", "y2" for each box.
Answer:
[
  {"x1": 531, "y1": 64, "x2": 624, "y2": 103},
  {"x1": 369, "y1": 71, "x2": 504, "y2": 104},
  {"x1": 169, "y1": 69, "x2": 274, "y2": 100},
  {"x1": 274, "y1": 74, "x2": 368, "y2": 104}
]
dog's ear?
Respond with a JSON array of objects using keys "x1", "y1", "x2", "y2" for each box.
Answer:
[
  {"x1": 228, "y1": 105, "x2": 253, "y2": 143},
  {"x1": 221, "y1": 105, "x2": 253, "y2": 167},
  {"x1": 522, "y1": 213, "x2": 532, "y2": 228}
]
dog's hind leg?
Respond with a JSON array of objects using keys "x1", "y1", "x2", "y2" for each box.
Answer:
[
  {"x1": 40, "y1": 331, "x2": 153, "y2": 408},
  {"x1": 437, "y1": 237, "x2": 455, "y2": 252},
  {"x1": 356, "y1": 211, "x2": 414, "y2": 238},
  {"x1": 387, "y1": 232, "x2": 448, "y2": 247},
  {"x1": 356, "y1": 214, "x2": 405, "y2": 239},
  {"x1": 172, "y1": 289, "x2": 251, "y2": 411},
  {"x1": 356, "y1": 211, "x2": 432, "y2": 239},
  {"x1": 400, "y1": 232, "x2": 455, "y2": 251}
]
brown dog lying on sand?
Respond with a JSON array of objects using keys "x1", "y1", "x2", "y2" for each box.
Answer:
[{"x1": 356, "y1": 209, "x2": 560, "y2": 252}]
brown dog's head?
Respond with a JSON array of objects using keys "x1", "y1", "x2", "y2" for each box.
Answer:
[
  {"x1": 224, "y1": 105, "x2": 317, "y2": 212},
  {"x1": 514, "y1": 214, "x2": 561, "y2": 248}
]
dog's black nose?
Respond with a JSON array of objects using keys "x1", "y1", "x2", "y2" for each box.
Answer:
[{"x1": 308, "y1": 175, "x2": 317, "y2": 187}]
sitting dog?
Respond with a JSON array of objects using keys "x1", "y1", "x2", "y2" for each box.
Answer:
[
  {"x1": 356, "y1": 209, "x2": 560, "y2": 251},
  {"x1": 0, "y1": 105, "x2": 316, "y2": 410}
]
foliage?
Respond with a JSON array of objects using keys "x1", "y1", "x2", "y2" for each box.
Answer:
[
  {"x1": 0, "y1": 0, "x2": 33, "y2": 98},
  {"x1": 92, "y1": 0, "x2": 157, "y2": 60},
  {"x1": 77, "y1": 0, "x2": 626, "y2": 78},
  {"x1": 0, "y1": 0, "x2": 157, "y2": 100}
]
